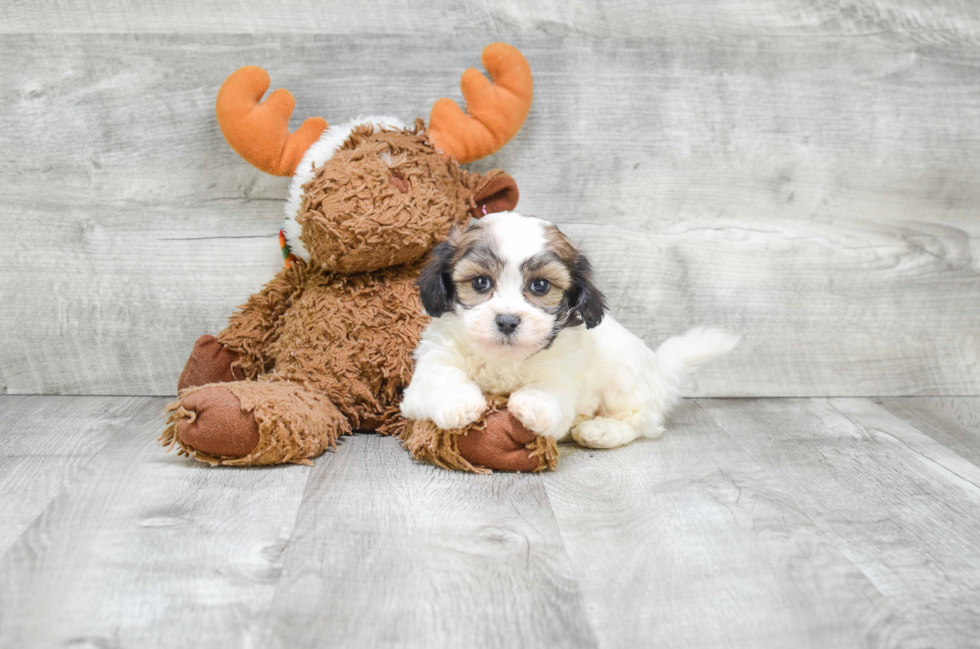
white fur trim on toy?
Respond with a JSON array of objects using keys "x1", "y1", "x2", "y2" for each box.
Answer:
[{"x1": 282, "y1": 116, "x2": 407, "y2": 262}]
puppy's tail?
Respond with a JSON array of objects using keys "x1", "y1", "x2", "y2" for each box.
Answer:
[{"x1": 655, "y1": 327, "x2": 740, "y2": 387}]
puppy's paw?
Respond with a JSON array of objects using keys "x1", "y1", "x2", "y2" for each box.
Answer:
[
  {"x1": 508, "y1": 389, "x2": 565, "y2": 438},
  {"x1": 571, "y1": 418, "x2": 640, "y2": 449},
  {"x1": 431, "y1": 385, "x2": 488, "y2": 430}
]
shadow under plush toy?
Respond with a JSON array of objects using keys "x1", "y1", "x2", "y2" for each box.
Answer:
[{"x1": 161, "y1": 43, "x2": 556, "y2": 473}]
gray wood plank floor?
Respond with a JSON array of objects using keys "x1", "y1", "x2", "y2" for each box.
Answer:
[{"x1": 2, "y1": 395, "x2": 978, "y2": 648}]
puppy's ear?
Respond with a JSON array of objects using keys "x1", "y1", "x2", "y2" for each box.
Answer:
[
  {"x1": 570, "y1": 254, "x2": 606, "y2": 329},
  {"x1": 417, "y1": 235, "x2": 457, "y2": 317},
  {"x1": 468, "y1": 171, "x2": 519, "y2": 219}
]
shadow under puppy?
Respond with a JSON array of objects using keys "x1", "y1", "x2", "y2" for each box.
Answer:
[{"x1": 401, "y1": 212, "x2": 739, "y2": 449}]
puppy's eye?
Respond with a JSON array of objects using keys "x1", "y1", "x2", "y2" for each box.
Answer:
[
  {"x1": 529, "y1": 278, "x2": 551, "y2": 295},
  {"x1": 471, "y1": 276, "x2": 492, "y2": 293}
]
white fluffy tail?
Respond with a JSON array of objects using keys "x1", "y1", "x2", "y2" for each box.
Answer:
[{"x1": 655, "y1": 327, "x2": 740, "y2": 387}]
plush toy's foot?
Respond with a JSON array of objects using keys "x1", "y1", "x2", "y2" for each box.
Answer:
[
  {"x1": 177, "y1": 335, "x2": 246, "y2": 391},
  {"x1": 401, "y1": 398, "x2": 559, "y2": 474},
  {"x1": 161, "y1": 380, "x2": 351, "y2": 466},
  {"x1": 456, "y1": 410, "x2": 542, "y2": 472},
  {"x1": 174, "y1": 386, "x2": 260, "y2": 457}
]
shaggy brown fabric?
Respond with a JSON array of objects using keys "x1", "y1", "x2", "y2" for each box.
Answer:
[
  {"x1": 177, "y1": 335, "x2": 246, "y2": 391},
  {"x1": 525, "y1": 434, "x2": 560, "y2": 472},
  {"x1": 265, "y1": 261, "x2": 429, "y2": 434},
  {"x1": 401, "y1": 396, "x2": 558, "y2": 474},
  {"x1": 299, "y1": 123, "x2": 475, "y2": 274},
  {"x1": 165, "y1": 122, "x2": 540, "y2": 471},
  {"x1": 217, "y1": 262, "x2": 308, "y2": 379}
]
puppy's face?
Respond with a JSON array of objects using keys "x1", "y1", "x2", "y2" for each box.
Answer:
[{"x1": 418, "y1": 212, "x2": 606, "y2": 358}]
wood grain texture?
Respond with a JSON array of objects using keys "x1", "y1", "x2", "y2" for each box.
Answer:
[
  {"x1": 697, "y1": 397, "x2": 980, "y2": 648},
  {"x1": 1, "y1": 0, "x2": 497, "y2": 34},
  {"x1": 0, "y1": 395, "x2": 149, "y2": 554},
  {"x1": 544, "y1": 400, "x2": 924, "y2": 649},
  {"x1": 0, "y1": 397, "x2": 313, "y2": 648},
  {"x1": 876, "y1": 397, "x2": 980, "y2": 466},
  {"x1": 490, "y1": 0, "x2": 980, "y2": 42},
  {"x1": 262, "y1": 433, "x2": 598, "y2": 649},
  {"x1": 4, "y1": 0, "x2": 979, "y2": 41},
  {"x1": 2, "y1": 18, "x2": 980, "y2": 396}
]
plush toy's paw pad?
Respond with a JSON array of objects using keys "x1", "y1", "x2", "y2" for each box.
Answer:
[
  {"x1": 507, "y1": 389, "x2": 562, "y2": 437},
  {"x1": 571, "y1": 418, "x2": 634, "y2": 449},
  {"x1": 176, "y1": 386, "x2": 260, "y2": 458},
  {"x1": 178, "y1": 335, "x2": 245, "y2": 392},
  {"x1": 456, "y1": 409, "x2": 541, "y2": 472},
  {"x1": 432, "y1": 386, "x2": 487, "y2": 430}
]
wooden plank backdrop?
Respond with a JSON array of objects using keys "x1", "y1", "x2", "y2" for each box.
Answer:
[
  {"x1": 1, "y1": 2, "x2": 979, "y2": 397},
  {"x1": 4, "y1": 1, "x2": 980, "y2": 39}
]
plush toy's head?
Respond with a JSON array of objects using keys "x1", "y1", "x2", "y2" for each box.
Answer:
[{"x1": 215, "y1": 43, "x2": 532, "y2": 274}]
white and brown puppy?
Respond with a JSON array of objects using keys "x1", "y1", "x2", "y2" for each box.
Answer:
[{"x1": 400, "y1": 211, "x2": 738, "y2": 448}]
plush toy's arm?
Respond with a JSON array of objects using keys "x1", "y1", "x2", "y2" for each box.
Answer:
[
  {"x1": 215, "y1": 262, "x2": 306, "y2": 378},
  {"x1": 399, "y1": 346, "x2": 562, "y2": 473},
  {"x1": 401, "y1": 395, "x2": 559, "y2": 474}
]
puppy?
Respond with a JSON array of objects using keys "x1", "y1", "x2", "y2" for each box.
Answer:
[{"x1": 400, "y1": 212, "x2": 738, "y2": 449}]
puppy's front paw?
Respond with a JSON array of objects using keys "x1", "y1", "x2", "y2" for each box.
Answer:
[
  {"x1": 508, "y1": 389, "x2": 565, "y2": 438},
  {"x1": 432, "y1": 386, "x2": 487, "y2": 430}
]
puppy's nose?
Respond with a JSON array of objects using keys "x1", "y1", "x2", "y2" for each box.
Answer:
[{"x1": 495, "y1": 314, "x2": 521, "y2": 335}]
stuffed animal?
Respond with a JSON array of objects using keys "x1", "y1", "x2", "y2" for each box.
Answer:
[{"x1": 160, "y1": 43, "x2": 558, "y2": 473}]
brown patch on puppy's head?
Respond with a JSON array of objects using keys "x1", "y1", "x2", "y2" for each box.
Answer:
[
  {"x1": 450, "y1": 222, "x2": 503, "y2": 308},
  {"x1": 520, "y1": 255, "x2": 571, "y2": 310},
  {"x1": 533, "y1": 224, "x2": 605, "y2": 330},
  {"x1": 417, "y1": 221, "x2": 500, "y2": 317}
]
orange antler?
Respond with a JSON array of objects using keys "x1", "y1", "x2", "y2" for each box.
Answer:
[
  {"x1": 428, "y1": 43, "x2": 533, "y2": 164},
  {"x1": 215, "y1": 67, "x2": 328, "y2": 176}
]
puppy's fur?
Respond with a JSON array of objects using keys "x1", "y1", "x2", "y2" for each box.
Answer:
[{"x1": 401, "y1": 212, "x2": 738, "y2": 449}]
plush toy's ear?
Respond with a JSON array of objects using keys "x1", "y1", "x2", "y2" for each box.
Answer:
[
  {"x1": 470, "y1": 171, "x2": 519, "y2": 219},
  {"x1": 416, "y1": 237, "x2": 458, "y2": 317}
]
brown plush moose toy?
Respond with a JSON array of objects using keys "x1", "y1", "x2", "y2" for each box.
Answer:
[{"x1": 160, "y1": 43, "x2": 557, "y2": 473}]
